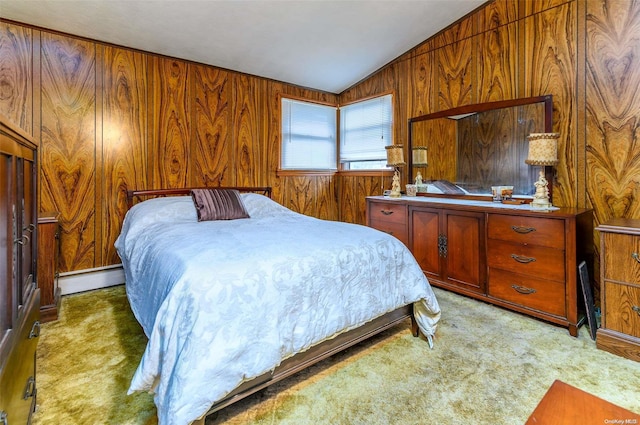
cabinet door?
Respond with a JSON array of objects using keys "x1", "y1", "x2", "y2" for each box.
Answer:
[
  {"x1": 411, "y1": 208, "x2": 442, "y2": 280},
  {"x1": 411, "y1": 208, "x2": 485, "y2": 293},
  {"x1": 444, "y1": 211, "x2": 485, "y2": 293}
]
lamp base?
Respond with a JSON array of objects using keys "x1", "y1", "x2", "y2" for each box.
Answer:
[
  {"x1": 531, "y1": 169, "x2": 552, "y2": 209},
  {"x1": 530, "y1": 198, "x2": 552, "y2": 209},
  {"x1": 388, "y1": 168, "x2": 402, "y2": 198}
]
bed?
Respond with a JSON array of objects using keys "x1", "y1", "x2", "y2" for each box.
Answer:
[{"x1": 115, "y1": 187, "x2": 441, "y2": 425}]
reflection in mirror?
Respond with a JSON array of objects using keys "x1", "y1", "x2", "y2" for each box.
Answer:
[{"x1": 409, "y1": 96, "x2": 553, "y2": 198}]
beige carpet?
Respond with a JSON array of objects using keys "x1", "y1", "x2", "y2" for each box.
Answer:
[{"x1": 32, "y1": 285, "x2": 640, "y2": 425}]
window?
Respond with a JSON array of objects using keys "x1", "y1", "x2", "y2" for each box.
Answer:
[
  {"x1": 281, "y1": 98, "x2": 337, "y2": 170},
  {"x1": 339, "y1": 94, "x2": 393, "y2": 170}
]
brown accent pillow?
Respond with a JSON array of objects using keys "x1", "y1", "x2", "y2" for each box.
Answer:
[{"x1": 190, "y1": 189, "x2": 250, "y2": 221}]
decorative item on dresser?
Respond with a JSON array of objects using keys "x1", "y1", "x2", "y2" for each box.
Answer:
[
  {"x1": 367, "y1": 196, "x2": 593, "y2": 336},
  {"x1": 38, "y1": 212, "x2": 61, "y2": 322},
  {"x1": 0, "y1": 114, "x2": 40, "y2": 423},
  {"x1": 525, "y1": 132, "x2": 559, "y2": 210},
  {"x1": 595, "y1": 218, "x2": 640, "y2": 362},
  {"x1": 384, "y1": 144, "x2": 405, "y2": 198}
]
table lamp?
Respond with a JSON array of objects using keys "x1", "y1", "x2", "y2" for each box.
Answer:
[
  {"x1": 525, "y1": 133, "x2": 559, "y2": 209},
  {"x1": 385, "y1": 144, "x2": 405, "y2": 198},
  {"x1": 412, "y1": 146, "x2": 428, "y2": 185}
]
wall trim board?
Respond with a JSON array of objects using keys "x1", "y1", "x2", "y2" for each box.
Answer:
[{"x1": 58, "y1": 264, "x2": 124, "y2": 295}]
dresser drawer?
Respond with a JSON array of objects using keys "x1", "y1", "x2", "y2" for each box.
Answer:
[
  {"x1": 603, "y1": 281, "x2": 640, "y2": 338},
  {"x1": 488, "y1": 268, "x2": 566, "y2": 316},
  {"x1": 488, "y1": 214, "x2": 565, "y2": 249},
  {"x1": 370, "y1": 219, "x2": 409, "y2": 246},
  {"x1": 368, "y1": 201, "x2": 407, "y2": 225},
  {"x1": 601, "y1": 232, "x2": 640, "y2": 283},
  {"x1": 487, "y1": 240, "x2": 565, "y2": 282}
]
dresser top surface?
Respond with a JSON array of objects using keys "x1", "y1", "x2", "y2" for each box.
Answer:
[
  {"x1": 367, "y1": 196, "x2": 591, "y2": 217},
  {"x1": 597, "y1": 217, "x2": 640, "y2": 234}
]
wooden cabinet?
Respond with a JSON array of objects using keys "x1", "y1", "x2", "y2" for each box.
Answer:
[
  {"x1": 38, "y1": 212, "x2": 61, "y2": 322},
  {"x1": 0, "y1": 115, "x2": 40, "y2": 423},
  {"x1": 596, "y1": 219, "x2": 640, "y2": 362},
  {"x1": 366, "y1": 196, "x2": 592, "y2": 336},
  {"x1": 411, "y1": 207, "x2": 485, "y2": 295}
]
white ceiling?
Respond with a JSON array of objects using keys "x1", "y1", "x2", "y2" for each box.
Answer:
[{"x1": 0, "y1": 0, "x2": 486, "y2": 93}]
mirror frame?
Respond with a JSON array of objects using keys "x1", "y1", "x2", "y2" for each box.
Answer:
[{"x1": 408, "y1": 95, "x2": 554, "y2": 201}]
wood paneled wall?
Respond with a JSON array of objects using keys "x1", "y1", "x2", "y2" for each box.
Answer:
[
  {"x1": 0, "y1": 20, "x2": 337, "y2": 272},
  {"x1": 2, "y1": 0, "x2": 640, "y2": 288}
]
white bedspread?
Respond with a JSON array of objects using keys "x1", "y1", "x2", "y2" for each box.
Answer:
[{"x1": 115, "y1": 193, "x2": 440, "y2": 425}]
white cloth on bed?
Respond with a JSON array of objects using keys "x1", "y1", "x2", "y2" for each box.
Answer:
[{"x1": 115, "y1": 193, "x2": 440, "y2": 425}]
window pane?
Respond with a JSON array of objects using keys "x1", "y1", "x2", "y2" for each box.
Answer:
[
  {"x1": 281, "y1": 98, "x2": 337, "y2": 170},
  {"x1": 340, "y1": 94, "x2": 392, "y2": 165}
]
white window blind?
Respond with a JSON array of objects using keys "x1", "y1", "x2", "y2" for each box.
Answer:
[
  {"x1": 281, "y1": 98, "x2": 337, "y2": 170},
  {"x1": 339, "y1": 94, "x2": 392, "y2": 169}
]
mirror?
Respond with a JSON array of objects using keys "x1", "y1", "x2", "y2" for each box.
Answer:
[{"x1": 408, "y1": 95, "x2": 553, "y2": 198}]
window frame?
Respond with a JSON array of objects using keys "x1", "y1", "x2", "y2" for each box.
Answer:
[
  {"x1": 277, "y1": 92, "x2": 396, "y2": 177},
  {"x1": 278, "y1": 95, "x2": 338, "y2": 175},
  {"x1": 338, "y1": 92, "x2": 395, "y2": 174}
]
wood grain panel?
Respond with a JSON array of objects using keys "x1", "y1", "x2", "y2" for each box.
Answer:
[
  {"x1": 102, "y1": 46, "x2": 147, "y2": 264},
  {"x1": 315, "y1": 175, "x2": 336, "y2": 221},
  {"x1": 0, "y1": 22, "x2": 32, "y2": 134},
  {"x1": 520, "y1": 0, "x2": 570, "y2": 17},
  {"x1": 282, "y1": 176, "x2": 315, "y2": 216},
  {"x1": 191, "y1": 64, "x2": 232, "y2": 186},
  {"x1": 437, "y1": 38, "x2": 474, "y2": 110},
  {"x1": 479, "y1": 0, "x2": 518, "y2": 30},
  {"x1": 265, "y1": 82, "x2": 287, "y2": 204},
  {"x1": 40, "y1": 33, "x2": 96, "y2": 272},
  {"x1": 149, "y1": 57, "x2": 189, "y2": 189},
  {"x1": 233, "y1": 74, "x2": 261, "y2": 187},
  {"x1": 477, "y1": 22, "x2": 518, "y2": 102},
  {"x1": 355, "y1": 177, "x2": 385, "y2": 225},
  {"x1": 410, "y1": 50, "x2": 436, "y2": 117},
  {"x1": 586, "y1": 0, "x2": 640, "y2": 223},
  {"x1": 522, "y1": 3, "x2": 576, "y2": 207},
  {"x1": 433, "y1": 13, "x2": 475, "y2": 49},
  {"x1": 339, "y1": 175, "x2": 359, "y2": 223}
]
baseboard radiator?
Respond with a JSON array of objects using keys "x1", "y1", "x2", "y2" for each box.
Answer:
[{"x1": 58, "y1": 264, "x2": 125, "y2": 295}]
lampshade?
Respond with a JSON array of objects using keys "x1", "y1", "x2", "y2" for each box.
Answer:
[
  {"x1": 385, "y1": 144, "x2": 406, "y2": 167},
  {"x1": 525, "y1": 133, "x2": 559, "y2": 166},
  {"x1": 412, "y1": 146, "x2": 428, "y2": 166}
]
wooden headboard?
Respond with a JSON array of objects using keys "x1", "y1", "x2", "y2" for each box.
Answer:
[{"x1": 126, "y1": 187, "x2": 272, "y2": 209}]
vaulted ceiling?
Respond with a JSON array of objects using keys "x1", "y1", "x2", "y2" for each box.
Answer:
[{"x1": 0, "y1": 0, "x2": 486, "y2": 93}]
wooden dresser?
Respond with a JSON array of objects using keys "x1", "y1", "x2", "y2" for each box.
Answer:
[
  {"x1": 0, "y1": 115, "x2": 40, "y2": 423},
  {"x1": 596, "y1": 218, "x2": 640, "y2": 362},
  {"x1": 367, "y1": 196, "x2": 593, "y2": 336}
]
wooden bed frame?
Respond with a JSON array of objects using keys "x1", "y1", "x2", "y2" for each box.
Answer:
[{"x1": 125, "y1": 186, "x2": 420, "y2": 424}]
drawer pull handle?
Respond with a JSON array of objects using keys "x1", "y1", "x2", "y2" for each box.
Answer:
[
  {"x1": 380, "y1": 210, "x2": 394, "y2": 216},
  {"x1": 29, "y1": 320, "x2": 41, "y2": 339},
  {"x1": 511, "y1": 284, "x2": 537, "y2": 295},
  {"x1": 632, "y1": 253, "x2": 640, "y2": 263},
  {"x1": 511, "y1": 225, "x2": 536, "y2": 234},
  {"x1": 511, "y1": 254, "x2": 536, "y2": 264},
  {"x1": 23, "y1": 376, "x2": 36, "y2": 400},
  {"x1": 632, "y1": 305, "x2": 640, "y2": 316},
  {"x1": 0, "y1": 411, "x2": 7, "y2": 425}
]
